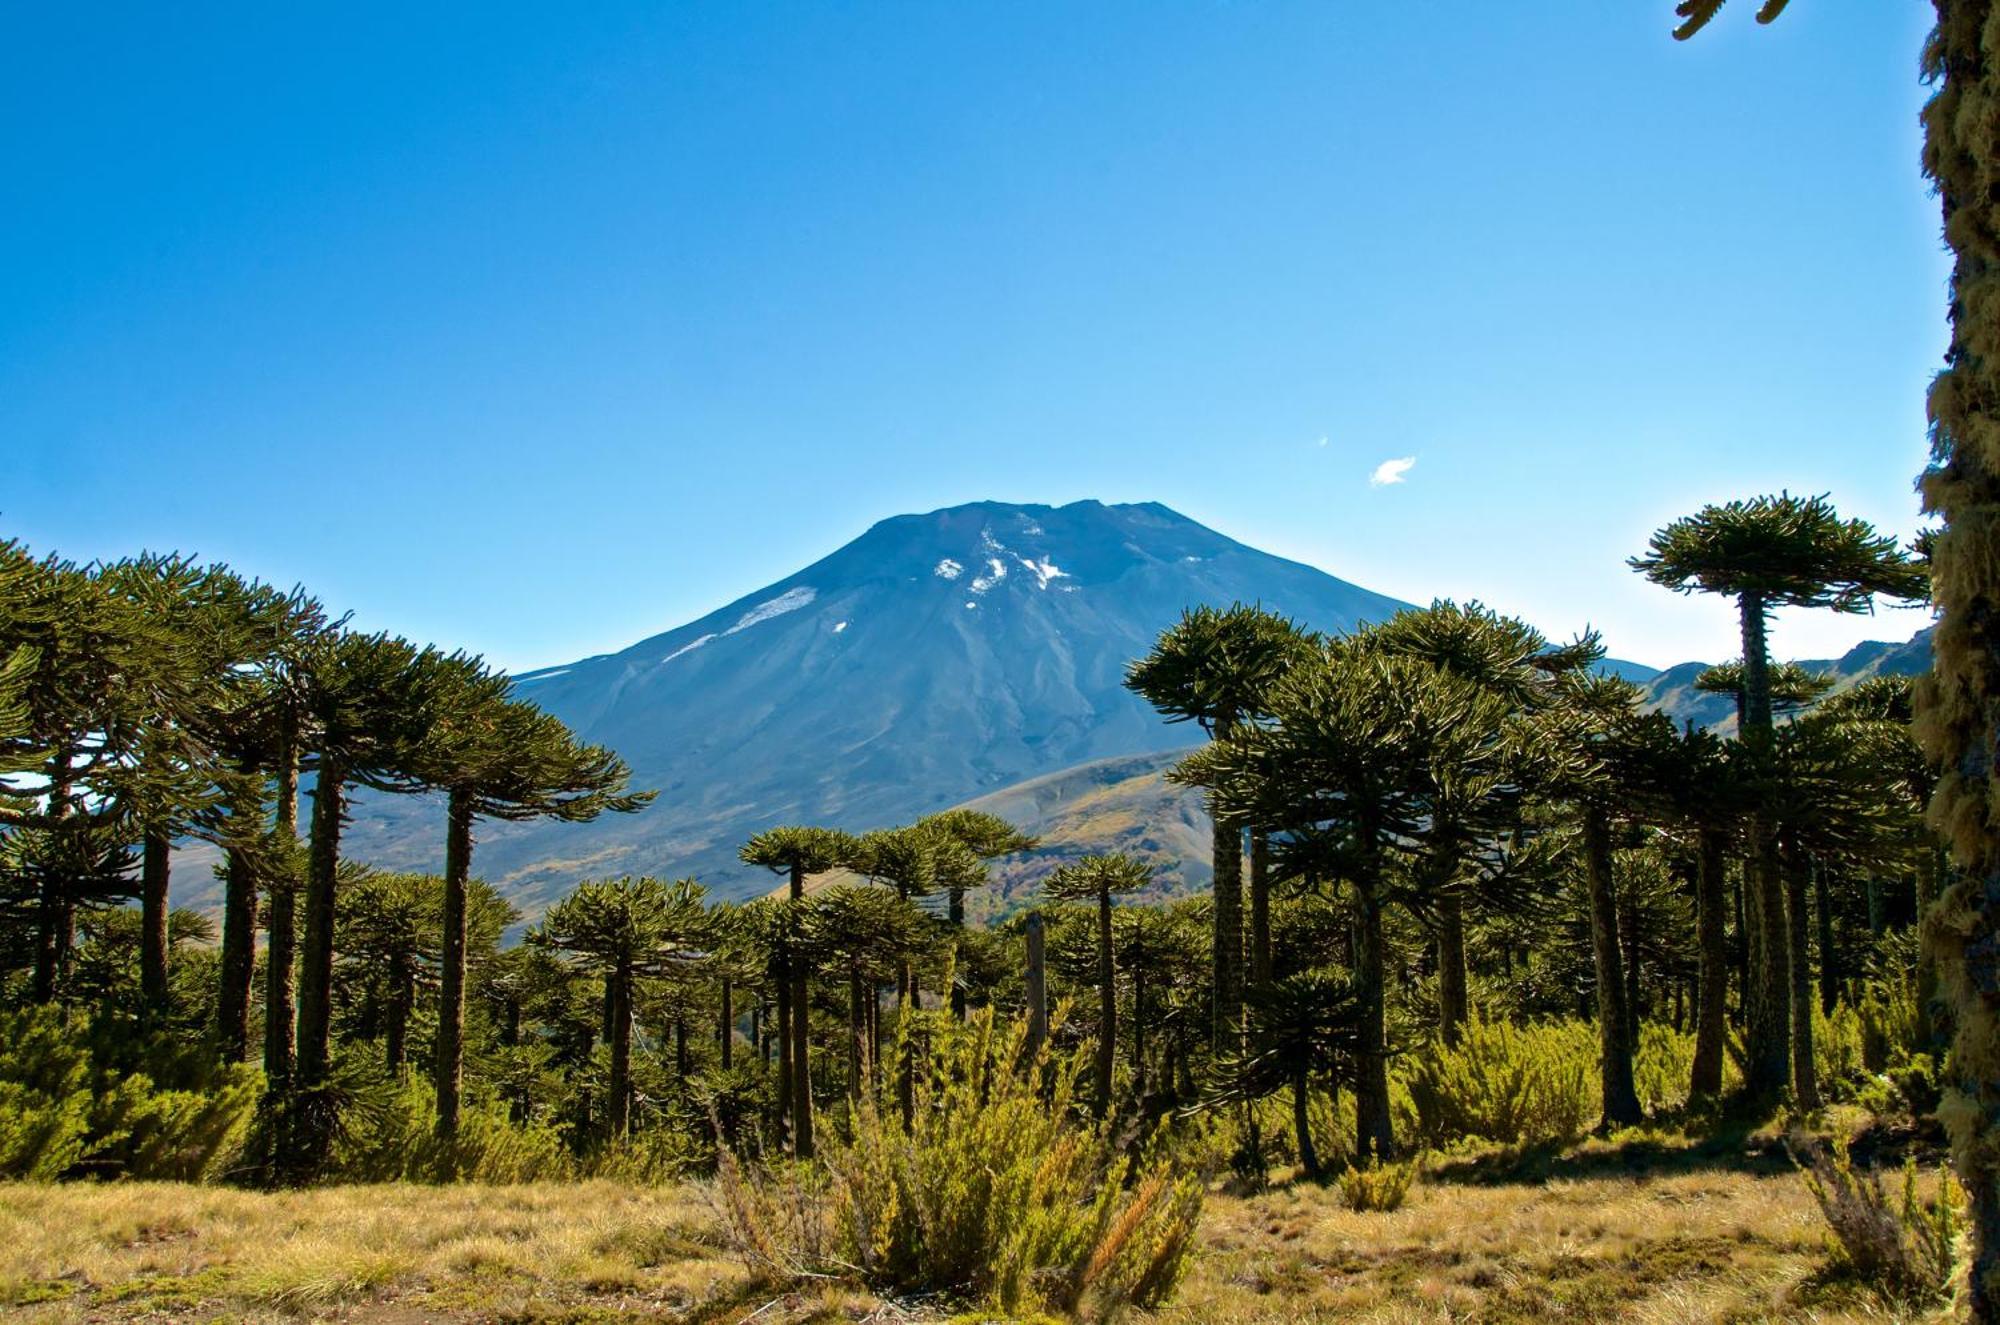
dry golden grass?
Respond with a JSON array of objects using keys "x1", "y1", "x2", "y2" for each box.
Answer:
[{"x1": 0, "y1": 1134, "x2": 1962, "y2": 1323}]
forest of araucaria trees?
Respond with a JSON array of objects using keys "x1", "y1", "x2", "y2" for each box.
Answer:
[{"x1": 0, "y1": 486, "x2": 1984, "y2": 1314}]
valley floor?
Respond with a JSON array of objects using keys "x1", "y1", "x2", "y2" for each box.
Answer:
[{"x1": 0, "y1": 1135, "x2": 1956, "y2": 1324}]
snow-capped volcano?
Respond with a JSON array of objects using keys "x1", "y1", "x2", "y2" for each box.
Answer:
[{"x1": 339, "y1": 500, "x2": 1413, "y2": 913}]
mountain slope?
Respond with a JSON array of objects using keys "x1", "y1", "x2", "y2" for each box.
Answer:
[
  {"x1": 1640, "y1": 625, "x2": 1934, "y2": 731},
  {"x1": 340, "y1": 499, "x2": 1413, "y2": 913}
]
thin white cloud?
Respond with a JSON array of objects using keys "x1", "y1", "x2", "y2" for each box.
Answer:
[
  {"x1": 1370, "y1": 455, "x2": 1416, "y2": 487},
  {"x1": 1316, "y1": 436, "x2": 1329, "y2": 448}
]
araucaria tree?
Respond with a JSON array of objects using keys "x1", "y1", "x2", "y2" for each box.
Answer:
[
  {"x1": 1632, "y1": 493, "x2": 1924, "y2": 1102},
  {"x1": 1043, "y1": 852, "x2": 1152, "y2": 1115},
  {"x1": 530, "y1": 876, "x2": 708, "y2": 1139},
  {"x1": 1182, "y1": 641, "x2": 1514, "y2": 1163},
  {"x1": 739, "y1": 825, "x2": 857, "y2": 1159},
  {"x1": 414, "y1": 659, "x2": 650, "y2": 1147},
  {"x1": 1126, "y1": 604, "x2": 1311, "y2": 1055}
]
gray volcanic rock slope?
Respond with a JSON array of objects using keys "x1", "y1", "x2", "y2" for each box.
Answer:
[{"x1": 341, "y1": 500, "x2": 1412, "y2": 914}]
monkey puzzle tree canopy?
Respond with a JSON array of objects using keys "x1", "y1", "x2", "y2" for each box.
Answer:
[{"x1": 1630, "y1": 493, "x2": 1925, "y2": 623}]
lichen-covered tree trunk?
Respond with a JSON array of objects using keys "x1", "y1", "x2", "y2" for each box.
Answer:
[
  {"x1": 1690, "y1": 827, "x2": 1729, "y2": 1099},
  {"x1": 1918, "y1": 3, "x2": 2000, "y2": 1309},
  {"x1": 1816, "y1": 861, "x2": 1839, "y2": 1016},
  {"x1": 1584, "y1": 809, "x2": 1643, "y2": 1128}
]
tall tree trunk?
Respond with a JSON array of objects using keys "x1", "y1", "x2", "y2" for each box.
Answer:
[
  {"x1": 1026, "y1": 910, "x2": 1048, "y2": 1056},
  {"x1": 1437, "y1": 891, "x2": 1469, "y2": 1048},
  {"x1": 1293, "y1": 1065, "x2": 1321, "y2": 1181},
  {"x1": 608, "y1": 963, "x2": 632, "y2": 1138},
  {"x1": 217, "y1": 775, "x2": 262, "y2": 1063},
  {"x1": 1817, "y1": 859, "x2": 1840, "y2": 1016},
  {"x1": 1737, "y1": 590, "x2": 1792, "y2": 1103},
  {"x1": 384, "y1": 960, "x2": 412, "y2": 1074},
  {"x1": 296, "y1": 758, "x2": 346, "y2": 1093},
  {"x1": 260, "y1": 735, "x2": 300, "y2": 1179},
  {"x1": 31, "y1": 751, "x2": 73, "y2": 1004},
  {"x1": 949, "y1": 888, "x2": 968, "y2": 1017},
  {"x1": 140, "y1": 827, "x2": 171, "y2": 1015},
  {"x1": 847, "y1": 969, "x2": 865, "y2": 1100},
  {"x1": 1132, "y1": 965, "x2": 1149, "y2": 1098},
  {"x1": 1249, "y1": 827, "x2": 1272, "y2": 989},
  {"x1": 1732, "y1": 859, "x2": 1748, "y2": 1025},
  {"x1": 775, "y1": 966, "x2": 793, "y2": 1144},
  {"x1": 1691, "y1": 826, "x2": 1729, "y2": 1100},
  {"x1": 1211, "y1": 804, "x2": 1243, "y2": 1056},
  {"x1": 1093, "y1": 885, "x2": 1115, "y2": 1116},
  {"x1": 1783, "y1": 838, "x2": 1821, "y2": 1111},
  {"x1": 1619, "y1": 876, "x2": 1643, "y2": 1047},
  {"x1": 787, "y1": 864, "x2": 813, "y2": 1159},
  {"x1": 1866, "y1": 875, "x2": 1888, "y2": 939},
  {"x1": 720, "y1": 976, "x2": 734, "y2": 1070},
  {"x1": 1352, "y1": 875, "x2": 1396, "y2": 1164},
  {"x1": 1584, "y1": 808, "x2": 1643, "y2": 1128},
  {"x1": 434, "y1": 789, "x2": 473, "y2": 1145}
]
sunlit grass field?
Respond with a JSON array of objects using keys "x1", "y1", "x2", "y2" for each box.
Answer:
[{"x1": 0, "y1": 1131, "x2": 1959, "y2": 1324}]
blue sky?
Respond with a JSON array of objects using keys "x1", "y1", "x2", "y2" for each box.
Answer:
[{"x1": 4, "y1": 2, "x2": 1944, "y2": 673}]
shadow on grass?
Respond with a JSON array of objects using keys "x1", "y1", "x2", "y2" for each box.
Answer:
[{"x1": 1423, "y1": 1108, "x2": 1795, "y2": 1188}]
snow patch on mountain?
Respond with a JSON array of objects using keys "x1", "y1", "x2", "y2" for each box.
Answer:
[
  {"x1": 934, "y1": 558, "x2": 963, "y2": 580},
  {"x1": 969, "y1": 558, "x2": 1008, "y2": 594},
  {"x1": 1016, "y1": 555, "x2": 1068, "y2": 589},
  {"x1": 723, "y1": 586, "x2": 816, "y2": 635},
  {"x1": 662, "y1": 634, "x2": 715, "y2": 663},
  {"x1": 833, "y1": 620, "x2": 849, "y2": 633},
  {"x1": 660, "y1": 636, "x2": 716, "y2": 664}
]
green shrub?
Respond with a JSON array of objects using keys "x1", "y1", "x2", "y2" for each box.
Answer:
[
  {"x1": 1859, "y1": 980, "x2": 1922, "y2": 1075},
  {"x1": 99, "y1": 1065, "x2": 262, "y2": 1181},
  {"x1": 325, "y1": 1069, "x2": 572, "y2": 1183},
  {"x1": 1632, "y1": 1021, "x2": 1695, "y2": 1114},
  {"x1": 1791, "y1": 1131, "x2": 1963, "y2": 1305},
  {"x1": 714, "y1": 1009, "x2": 1205, "y2": 1321},
  {"x1": 1395, "y1": 1016, "x2": 1594, "y2": 1148},
  {"x1": 0, "y1": 1007, "x2": 258, "y2": 1181},
  {"x1": 0, "y1": 1008, "x2": 96, "y2": 1179},
  {"x1": 584, "y1": 1126, "x2": 706, "y2": 1184},
  {"x1": 1336, "y1": 1156, "x2": 1418, "y2": 1212},
  {"x1": 1812, "y1": 1001, "x2": 1868, "y2": 1095}
]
